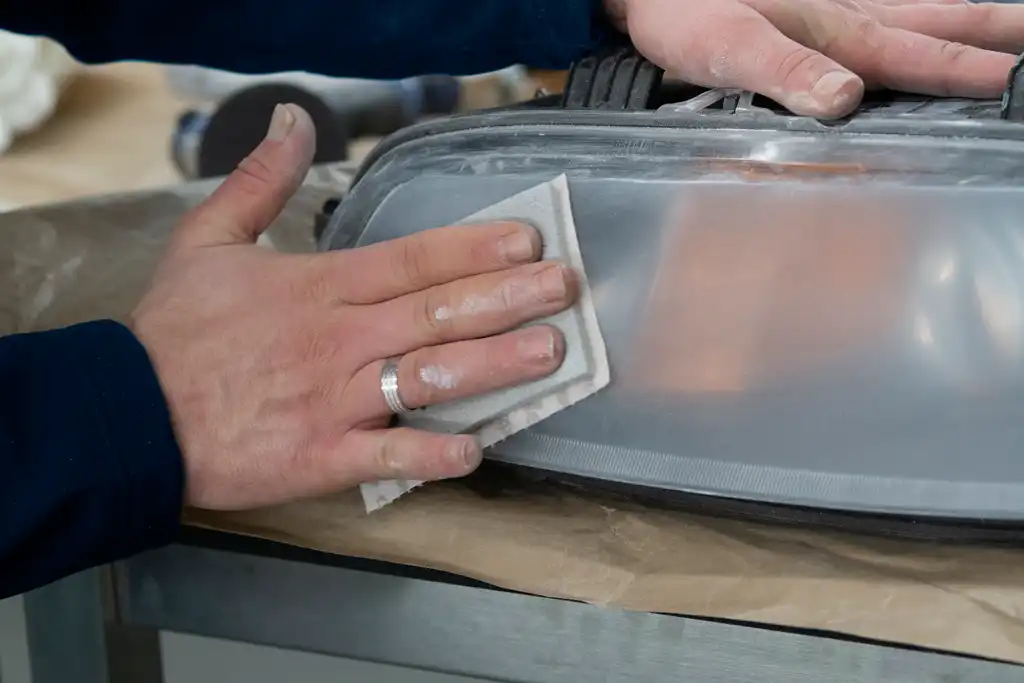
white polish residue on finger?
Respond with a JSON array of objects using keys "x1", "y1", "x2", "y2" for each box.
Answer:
[
  {"x1": 434, "y1": 294, "x2": 496, "y2": 321},
  {"x1": 434, "y1": 282, "x2": 523, "y2": 321},
  {"x1": 419, "y1": 364, "x2": 463, "y2": 390}
]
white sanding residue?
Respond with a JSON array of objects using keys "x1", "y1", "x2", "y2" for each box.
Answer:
[{"x1": 419, "y1": 364, "x2": 462, "y2": 390}]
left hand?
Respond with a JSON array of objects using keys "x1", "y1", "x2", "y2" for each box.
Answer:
[
  {"x1": 606, "y1": 0, "x2": 1024, "y2": 118},
  {"x1": 131, "y1": 104, "x2": 575, "y2": 511}
]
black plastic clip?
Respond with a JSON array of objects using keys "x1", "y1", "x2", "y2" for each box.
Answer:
[
  {"x1": 561, "y1": 47, "x2": 664, "y2": 111},
  {"x1": 1000, "y1": 52, "x2": 1024, "y2": 121}
]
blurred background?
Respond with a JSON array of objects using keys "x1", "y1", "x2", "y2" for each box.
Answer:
[{"x1": 0, "y1": 29, "x2": 569, "y2": 212}]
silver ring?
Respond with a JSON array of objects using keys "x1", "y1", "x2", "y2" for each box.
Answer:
[{"x1": 380, "y1": 357, "x2": 412, "y2": 415}]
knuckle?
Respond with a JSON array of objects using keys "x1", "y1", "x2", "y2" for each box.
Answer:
[
  {"x1": 480, "y1": 337, "x2": 505, "y2": 371},
  {"x1": 300, "y1": 263, "x2": 336, "y2": 303},
  {"x1": 373, "y1": 432, "x2": 403, "y2": 478},
  {"x1": 772, "y1": 47, "x2": 822, "y2": 87},
  {"x1": 700, "y1": 17, "x2": 753, "y2": 80},
  {"x1": 303, "y1": 252, "x2": 353, "y2": 306},
  {"x1": 830, "y1": 16, "x2": 884, "y2": 77},
  {"x1": 294, "y1": 323, "x2": 337, "y2": 365},
  {"x1": 497, "y1": 279, "x2": 519, "y2": 313},
  {"x1": 848, "y1": 15, "x2": 881, "y2": 51},
  {"x1": 231, "y1": 154, "x2": 277, "y2": 199},
  {"x1": 404, "y1": 352, "x2": 440, "y2": 406},
  {"x1": 415, "y1": 290, "x2": 452, "y2": 341},
  {"x1": 968, "y1": 2, "x2": 996, "y2": 30},
  {"x1": 936, "y1": 41, "x2": 971, "y2": 97},
  {"x1": 938, "y1": 39, "x2": 971, "y2": 66},
  {"x1": 395, "y1": 238, "x2": 429, "y2": 287},
  {"x1": 303, "y1": 271, "x2": 332, "y2": 303}
]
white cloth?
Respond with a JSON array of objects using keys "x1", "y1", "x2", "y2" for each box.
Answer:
[{"x1": 0, "y1": 31, "x2": 77, "y2": 155}]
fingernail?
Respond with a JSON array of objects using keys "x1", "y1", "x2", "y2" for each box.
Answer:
[
  {"x1": 498, "y1": 228, "x2": 539, "y2": 264},
  {"x1": 448, "y1": 436, "x2": 482, "y2": 472},
  {"x1": 266, "y1": 104, "x2": 296, "y2": 142},
  {"x1": 518, "y1": 327, "x2": 558, "y2": 362},
  {"x1": 533, "y1": 265, "x2": 569, "y2": 303},
  {"x1": 811, "y1": 72, "x2": 862, "y2": 114}
]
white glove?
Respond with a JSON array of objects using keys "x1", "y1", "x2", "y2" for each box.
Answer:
[{"x1": 0, "y1": 30, "x2": 77, "y2": 154}]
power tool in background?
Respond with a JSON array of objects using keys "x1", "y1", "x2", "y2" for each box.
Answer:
[{"x1": 166, "y1": 65, "x2": 541, "y2": 180}]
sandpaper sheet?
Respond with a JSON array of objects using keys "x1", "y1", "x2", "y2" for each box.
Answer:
[
  {"x1": 360, "y1": 175, "x2": 610, "y2": 512},
  {"x1": 6, "y1": 168, "x2": 1024, "y2": 665}
]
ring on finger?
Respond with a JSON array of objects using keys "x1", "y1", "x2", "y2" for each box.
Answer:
[{"x1": 380, "y1": 357, "x2": 413, "y2": 415}]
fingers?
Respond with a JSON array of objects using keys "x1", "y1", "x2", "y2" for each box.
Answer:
[
  {"x1": 174, "y1": 103, "x2": 317, "y2": 249},
  {"x1": 753, "y1": 0, "x2": 1014, "y2": 100},
  {"x1": 710, "y1": 12, "x2": 865, "y2": 117},
  {"x1": 333, "y1": 428, "x2": 482, "y2": 485},
  {"x1": 872, "y1": 1, "x2": 1024, "y2": 55},
  {"x1": 629, "y1": 1, "x2": 865, "y2": 118},
  {"x1": 353, "y1": 261, "x2": 578, "y2": 362},
  {"x1": 631, "y1": 0, "x2": 1019, "y2": 119},
  {"x1": 320, "y1": 221, "x2": 542, "y2": 305},
  {"x1": 344, "y1": 325, "x2": 566, "y2": 424},
  {"x1": 858, "y1": 25, "x2": 1015, "y2": 98},
  {"x1": 270, "y1": 425, "x2": 482, "y2": 502}
]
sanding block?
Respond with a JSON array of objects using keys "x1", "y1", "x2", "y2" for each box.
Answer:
[{"x1": 358, "y1": 175, "x2": 609, "y2": 511}]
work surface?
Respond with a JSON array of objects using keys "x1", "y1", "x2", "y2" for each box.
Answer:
[{"x1": 4, "y1": 62, "x2": 1024, "y2": 670}]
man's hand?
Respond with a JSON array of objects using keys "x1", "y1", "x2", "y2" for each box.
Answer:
[
  {"x1": 130, "y1": 104, "x2": 575, "y2": 510},
  {"x1": 608, "y1": 0, "x2": 1023, "y2": 118}
]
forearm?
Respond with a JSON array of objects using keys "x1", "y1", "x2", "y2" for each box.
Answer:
[
  {"x1": 4, "y1": 0, "x2": 613, "y2": 78},
  {"x1": 0, "y1": 321, "x2": 183, "y2": 598}
]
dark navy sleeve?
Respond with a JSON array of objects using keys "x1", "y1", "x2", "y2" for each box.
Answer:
[
  {"x1": 3, "y1": 0, "x2": 611, "y2": 78},
  {"x1": 0, "y1": 321, "x2": 184, "y2": 598}
]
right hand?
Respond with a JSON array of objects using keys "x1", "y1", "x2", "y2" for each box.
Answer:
[
  {"x1": 608, "y1": 0, "x2": 1024, "y2": 118},
  {"x1": 130, "y1": 104, "x2": 575, "y2": 511}
]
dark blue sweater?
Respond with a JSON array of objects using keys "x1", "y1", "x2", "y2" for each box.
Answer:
[{"x1": 0, "y1": 0, "x2": 609, "y2": 599}]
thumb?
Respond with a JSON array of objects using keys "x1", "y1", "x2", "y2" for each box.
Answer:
[
  {"x1": 331, "y1": 428, "x2": 482, "y2": 489},
  {"x1": 727, "y1": 22, "x2": 865, "y2": 119},
  {"x1": 174, "y1": 103, "x2": 317, "y2": 249},
  {"x1": 630, "y1": 1, "x2": 864, "y2": 118}
]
